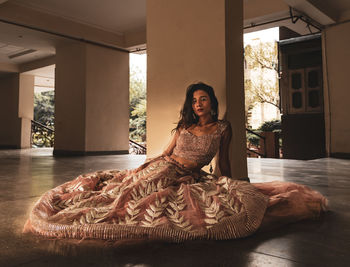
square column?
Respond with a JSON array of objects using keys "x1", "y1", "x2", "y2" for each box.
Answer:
[
  {"x1": 323, "y1": 23, "x2": 350, "y2": 157},
  {"x1": 54, "y1": 42, "x2": 129, "y2": 155},
  {"x1": 0, "y1": 73, "x2": 34, "y2": 148},
  {"x1": 147, "y1": 0, "x2": 247, "y2": 178}
]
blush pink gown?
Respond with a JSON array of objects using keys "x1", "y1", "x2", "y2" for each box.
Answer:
[{"x1": 24, "y1": 121, "x2": 327, "y2": 242}]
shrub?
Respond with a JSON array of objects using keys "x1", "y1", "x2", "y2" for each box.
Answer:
[
  {"x1": 247, "y1": 131, "x2": 261, "y2": 147},
  {"x1": 258, "y1": 119, "x2": 281, "y2": 132}
]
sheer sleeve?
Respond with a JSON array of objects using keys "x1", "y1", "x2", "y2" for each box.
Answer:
[
  {"x1": 162, "y1": 128, "x2": 182, "y2": 157},
  {"x1": 218, "y1": 121, "x2": 232, "y2": 177}
]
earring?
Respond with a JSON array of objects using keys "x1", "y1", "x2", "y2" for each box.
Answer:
[
  {"x1": 209, "y1": 163, "x2": 213, "y2": 174},
  {"x1": 211, "y1": 110, "x2": 216, "y2": 116}
]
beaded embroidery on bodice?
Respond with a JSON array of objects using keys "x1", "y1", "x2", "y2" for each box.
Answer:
[{"x1": 172, "y1": 120, "x2": 229, "y2": 166}]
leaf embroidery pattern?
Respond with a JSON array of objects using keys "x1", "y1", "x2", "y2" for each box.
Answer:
[
  {"x1": 141, "y1": 195, "x2": 167, "y2": 227},
  {"x1": 137, "y1": 179, "x2": 159, "y2": 199},
  {"x1": 106, "y1": 183, "x2": 128, "y2": 198},
  {"x1": 53, "y1": 192, "x2": 92, "y2": 211},
  {"x1": 166, "y1": 186, "x2": 192, "y2": 232},
  {"x1": 74, "y1": 207, "x2": 110, "y2": 225},
  {"x1": 118, "y1": 200, "x2": 142, "y2": 226},
  {"x1": 190, "y1": 184, "x2": 226, "y2": 229},
  {"x1": 216, "y1": 177, "x2": 243, "y2": 214},
  {"x1": 203, "y1": 199, "x2": 225, "y2": 227},
  {"x1": 130, "y1": 187, "x2": 142, "y2": 202},
  {"x1": 57, "y1": 194, "x2": 99, "y2": 212},
  {"x1": 217, "y1": 192, "x2": 242, "y2": 215}
]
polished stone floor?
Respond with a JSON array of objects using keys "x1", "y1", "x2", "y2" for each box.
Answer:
[{"x1": 0, "y1": 148, "x2": 349, "y2": 267}]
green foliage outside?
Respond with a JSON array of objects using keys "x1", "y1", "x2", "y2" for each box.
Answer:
[
  {"x1": 129, "y1": 65, "x2": 146, "y2": 143},
  {"x1": 258, "y1": 119, "x2": 281, "y2": 132},
  {"x1": 33, "y1": 91, "x2": 55, "y2": 147},
  {"x1": 246, "y1": 131, "x2": 261, "y2": 147},
  {"x1": 244, "y1": 41, "x2": 280, "y2": 126},
  {"x1": 244, "y1": 36, "x2": 281, "y2": 151},
  {"x1": 34, "y1": 91, "x2": 55, "y2": 127},
  {"x1": 246, "y1": 119, "x2": 281, "y2": 147}
]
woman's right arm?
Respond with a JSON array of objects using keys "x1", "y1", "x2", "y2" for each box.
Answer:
[{"x1": 162, "y1": 128, "x2": 181, "y2": 157}]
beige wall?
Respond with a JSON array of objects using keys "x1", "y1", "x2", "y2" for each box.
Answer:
[
  {"x1": 55, "y1": 42, "x2": 86, "y2": 151},
  {"x1": 18, "y1": 74, "x2": 34, "y2": 119},
  {"x1": 18, "y1": 74, "x2": 34, "y2": 148},
  {"x1": 55, "y1": 42, "x2": 129, "y2": 153},
  {"x1": 0, "y1": 63, "x2": 19, "y2": 73},
  {"x1": 323, "y1": 21, "x2": 350, "y2": 155},
  {"x1": 0, "y1": 73, "x2": 34, "y2": 148},
  {"x1": 147, "y1": 0, "x2": 247, "y2": 178},
  {"x1": 85, "y1": 44, "x2": 129, "y2": 152}
]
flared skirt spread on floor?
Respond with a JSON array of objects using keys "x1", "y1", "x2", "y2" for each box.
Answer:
[{"x1": 24, "y1": 157, "x2": 327, "y2": 242}]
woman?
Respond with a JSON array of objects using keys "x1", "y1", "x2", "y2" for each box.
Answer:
[{"x1": 24, "y1": 82, "x2": 327, "y2": 242}]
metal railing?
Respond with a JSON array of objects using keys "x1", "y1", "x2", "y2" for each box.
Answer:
[
  {"x1": 31, "y1": 120, "x2": 146, "y2": 154},
  {"x1": 129, "y1": 139, "x2": 147, "y2": 154},
  {"x1": 31, "y1": 120, "x2": 54, "y2": 147},
  {"x1": 246, "y1": 128, "x2": 266, "y2": 158}
]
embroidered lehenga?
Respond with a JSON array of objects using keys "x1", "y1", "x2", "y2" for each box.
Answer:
[{"x1": 25, "y1": 121, "x2": 327, "y2": 242}]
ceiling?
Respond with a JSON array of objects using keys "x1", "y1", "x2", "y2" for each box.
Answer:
[
  {"x1": 1, "y1": 0, "x2": 350, "y2": 79},
  {"x1": 0, "y1": 21, "x2": 67, "y2": 65},
  {"x1": 12, "y1": 0, "x2": 146, "y2": 35},
  {"x1": 25, "y1": 65, "x2": 55, "y2": 79},
  {"x1": 310, "y1": 0, "x2": 350, "y2": 19}
]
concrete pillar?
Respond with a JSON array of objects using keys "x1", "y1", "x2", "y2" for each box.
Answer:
[
  {"x1": 0, "y1": 73, "x2": 34, "y2": 148},
  {"x1": 19, "y1": 74, "x2": 35, "y2": 148},
  {"x1": 147, "y1": 0, "x2": 247, "y2": 178},
  {"x1": 54, "y1": 42, "x2": 129, "y2": 155},
  {"x1": 0, "y1": 73, "x2": 20, "y2": 148},
  {"x1": 322, "y1": 22, "x2": 350, "y2": 157}
]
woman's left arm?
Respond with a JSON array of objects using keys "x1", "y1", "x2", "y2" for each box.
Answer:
[
  {"x1": 162, "y1": 128, "x2": 181, "y2": 157},
  {"x1": 218, "y1": 122, "x2": 232, "y2": 177},
  {"x1": 146, "y1": 128, "x2": 180, "y2": 162}
]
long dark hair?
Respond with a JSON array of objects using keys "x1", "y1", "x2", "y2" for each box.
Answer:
[{"x1": 174, "y1": 82, "x2": 219, "y2": 132}]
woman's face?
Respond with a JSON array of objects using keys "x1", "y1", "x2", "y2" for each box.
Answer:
[{"x1": 192, "y1": 90, "x2": 212, "y2": 117}]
